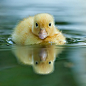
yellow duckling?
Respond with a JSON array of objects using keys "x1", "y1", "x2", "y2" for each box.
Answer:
[{"x1": 12, "y1": 13, "x2": 66, "y2": 45}]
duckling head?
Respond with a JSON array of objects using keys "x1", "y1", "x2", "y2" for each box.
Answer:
[{"x1": 32, "y1": 13, "x2": 55, "y2": 39}]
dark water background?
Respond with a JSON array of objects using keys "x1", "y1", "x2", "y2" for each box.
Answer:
[{"x1": 0, "y1": 0, "x2": 86, "y2": 86}]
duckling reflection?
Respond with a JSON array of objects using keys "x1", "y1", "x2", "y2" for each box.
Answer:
[
  {"x1": 12, "y1": 45, "x2": 63, "y2": 74},
  {"x1": 12, "y1": 45, "x2": 33, "y2": 65}
]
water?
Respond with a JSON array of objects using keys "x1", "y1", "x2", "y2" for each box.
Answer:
[{"x1": 0, "y1": 0, "x2": 86, "y2": 86}]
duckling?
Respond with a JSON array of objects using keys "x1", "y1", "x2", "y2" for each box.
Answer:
[{"x1": 12, "y1": 13, "x2": 66, "y2": 45}]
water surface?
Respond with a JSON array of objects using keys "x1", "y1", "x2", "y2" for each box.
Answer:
[{"x1": 0, "y1": 0, "x2": 86, "y2": 86}]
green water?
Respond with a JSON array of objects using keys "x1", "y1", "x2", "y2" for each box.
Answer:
[{"x1": 0, "y1": 0, "x2": 86, "y2": 86}]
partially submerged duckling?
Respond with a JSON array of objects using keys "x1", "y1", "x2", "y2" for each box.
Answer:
[{"x1": 12, "y1": 13, "x2": 66, "y2": 45}]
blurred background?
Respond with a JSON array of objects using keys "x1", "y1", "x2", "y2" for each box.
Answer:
[
  {"x1": 0, "y1": 0, "x2": 86, "y2": 86},
  {"x1": 0, "y1": 0, "x2": 86, "y2": 31}
]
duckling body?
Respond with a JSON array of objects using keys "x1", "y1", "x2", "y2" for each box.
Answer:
[{"x1": 12, "y1": 13, "x2": 65, "y2": 45}]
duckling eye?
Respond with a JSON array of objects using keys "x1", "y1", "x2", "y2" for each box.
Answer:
[
  {"x1": 35, "y1": 61, "x2": 38, "y2": 65},
  {"x1": 36, "y1": 23, "x2": 38, "y2": 27},
  {"x1": 49, "y1": 61, "x2": 51, "y2": 64},
  {"x1": 49, "y1": 23, "x2": 51, "y2": 26}
]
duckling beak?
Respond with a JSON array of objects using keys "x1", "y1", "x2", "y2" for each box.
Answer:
[
  {"x1": 38, "y1": 29, "x2": 48, "y2": 39},
  {"x1": 39, "y1": 49, "x2": 47, "y2": 61}
]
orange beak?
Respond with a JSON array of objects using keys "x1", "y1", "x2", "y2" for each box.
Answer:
[{"x1": 38, "y1": 29, "x2": 48, "y2": 39}]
